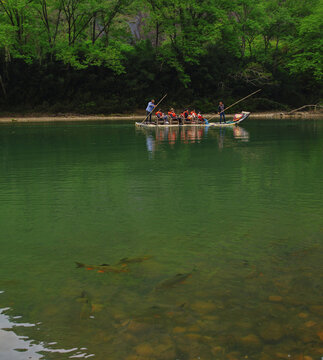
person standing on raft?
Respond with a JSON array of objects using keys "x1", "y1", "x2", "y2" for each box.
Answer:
[
  {"x1": 146, "y1": 99, "x2": 156, "y2": 123},
  {"x1": 218, "y1": 101, "x2": 226, "y2": 124}
]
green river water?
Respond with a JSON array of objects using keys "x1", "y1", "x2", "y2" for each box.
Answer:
[{"x1": 0, "y1": 120, "x2": 322, "y2": 360}]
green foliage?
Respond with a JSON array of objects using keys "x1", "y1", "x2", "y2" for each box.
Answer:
[
  {"x1": 144, "y1": 0, "x2": 224, "y2": 85},
  {"x1": 288, "y1": 1, "x2": 323, "y2": 81},
  {"x1": 0, "y1": 0, "x2": 322, "y2": 112}
]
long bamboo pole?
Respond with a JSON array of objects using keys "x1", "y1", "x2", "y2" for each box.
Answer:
[
  {"x1": 208, "y1": 89, "x2": 262, "y2": 121},
  {"x1": 142, "y1": 94, "x2": 168, "y2": 123}
]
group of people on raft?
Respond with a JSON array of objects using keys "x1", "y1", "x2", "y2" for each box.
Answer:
[{"x1": 145, "y1": 100, "x2": 227, "y2": 125}]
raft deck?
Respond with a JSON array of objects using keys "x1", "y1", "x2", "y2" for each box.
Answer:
[{"x1": 136, "y1": 112, "x2": 250, "y2": 128}]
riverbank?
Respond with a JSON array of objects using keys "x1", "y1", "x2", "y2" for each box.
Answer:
[{"x1": 0, "y1": 112, "x2": 322, "y2": 123}]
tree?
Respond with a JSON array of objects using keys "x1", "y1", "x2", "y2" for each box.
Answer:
[
  {"x1": 288, "y1": 0, "x2": 323, "y2": 81},
  {"x1": 144, "y1": 0, "x2": 225, "y2": 85}
]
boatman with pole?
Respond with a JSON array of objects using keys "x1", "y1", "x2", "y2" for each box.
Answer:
[
  {"x1": 146, "y1": 99, "x2": 156, "y2": 123},
  {"x1": 218, "y1": 101, "x2": 226, "y2": 124}
]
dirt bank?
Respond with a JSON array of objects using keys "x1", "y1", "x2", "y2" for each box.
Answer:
[{"x1": 0, "y1": 112, "x2": 322, "y2": 123}]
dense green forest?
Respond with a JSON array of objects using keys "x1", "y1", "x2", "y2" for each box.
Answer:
[{"x1": 0, "y1": 0, "x2": 322, "y2": 114}]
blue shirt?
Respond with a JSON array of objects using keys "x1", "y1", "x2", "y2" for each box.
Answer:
[{"x1": 146, "y1": 102, "x2": 155, "y2": 112}]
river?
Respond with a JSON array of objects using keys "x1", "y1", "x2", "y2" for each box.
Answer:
[{"x1": 0, "y1": 120, "x2": 322, "y2": 360}]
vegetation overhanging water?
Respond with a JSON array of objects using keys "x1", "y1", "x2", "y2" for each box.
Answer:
[{"x1": 0, "y1": 0, "x2": 322, "y2": 114}]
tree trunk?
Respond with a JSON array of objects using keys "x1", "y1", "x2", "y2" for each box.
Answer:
[
  {"x1": 0, "y1": 74, "x2": 7, "y2": 97},
  {"x1": 155, "y1": 21, "x2": 159, "y2": 48},
  {"x1": 92, "y1": 12, "x2": 96, "y2": 44}
]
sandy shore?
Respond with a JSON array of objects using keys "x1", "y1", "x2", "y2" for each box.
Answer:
[
  {"x1": 0, "y1": 112, "x2": 322, "y2": 123},
  {"x1": 0, "y1": 115, "x2": 143, "y2": 123}
]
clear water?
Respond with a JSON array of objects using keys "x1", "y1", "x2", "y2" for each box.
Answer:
[{"x1": 0, "y1": 120, "x2": 322, "y2": 360}]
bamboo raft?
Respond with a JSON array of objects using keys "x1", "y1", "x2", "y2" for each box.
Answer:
[{"x1": 136, "y1": 111, "x2": 250, "y2": 128}]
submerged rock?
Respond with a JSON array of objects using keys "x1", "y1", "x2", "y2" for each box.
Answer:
[
  {"x1": 203, "y1": 315, "x2": 219, "y2": 321},
  {"x1": 310, "y1": 305, "x2": 323, "y2": 316},
  {"x1": 125, "y1": 355, "x2": 144, "y2": 360},
  {"x1": 158, "y1": 349, "x2": 176, "y2": 360},
  {"x1": 91, "y1": 303, "x2": 103, "y2": 312},
  {"x1": 185, "y1": 333, "x2": 202, "y2": 340},
  {"x1": 226, "y1": 351, "x2": 241, "y2": 360},
  {"x1": 125, "y1": 356, "x2": 154, "y2": 360},
  {"x1": 283, "y1": 297, "x2": 303, "y2": 306},
  {"x1": 268, "y1": 295, "x2": 283, "y2": 302},
  {"x1": 259, "y1": 322, "x2": 285, "y2": 342},
  {"x1": 191, "y1": 301, "x2": 217, "y2": 314},
  {"x1": 123, "y1": 334, "x2": 137, "y2": 343},
  {"x1": 276, "y1": 351, "x2": 313, "y2": 360},
  {"x1": 201, "y1": 335, "x2": 215, "y2": 344},
  {"x1": 305, "y1": 320, "x2": 316, "y2": 327},
  {"x1": 238, "y1": 334, "x2": 263, "y2": 351},
  {"x1": 173, "y1": 326, "x2": 186, "y2": 334},
  {"x1": 211, "y1": 346, "x2": 224, "y2": 356},
  {"x1": 155, "y1": 343, "x2": 171, "y2": 353},
  {"x1": 259, "y1": 353, "x2": 273, "y2": 360},
  {"x1": 187, "y1": 324, "x2": 200, "y2": 332},
  {"x1": 175, "y1": 337, "x2": 210, "y2": 359},
  {"x1": 135, "y1": 343, "x2": 154, "y2": 356},
  {"x1": 275, "y1": 353, "x2": 292, "y2": 359},
  {"x1": 298, "y1": 312, "x2": 308, "y2": 318},
  {"x1": 235, "y1": 321, "x2": 253, "y2": 330},
  {"x1": 126, "y1": 320, "x2": 150, "y2": 332},
  {"x1": 300, "y1": 329, "x2": 316, "y2": 343}
]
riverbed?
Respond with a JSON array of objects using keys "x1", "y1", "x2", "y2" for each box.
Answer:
[{"x1": 0, "y1": 119, "x2": 322, "y2": 360}]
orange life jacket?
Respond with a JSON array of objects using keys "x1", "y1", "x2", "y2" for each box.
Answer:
[{"x1": 233, "y1": 114, "x2": 242, "y2": 122}]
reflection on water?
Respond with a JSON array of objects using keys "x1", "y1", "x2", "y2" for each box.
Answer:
[
  {"x1": 0, "y1": 120, "x2": 322, "y2": 360},
  {"x1": 0, "y1": 306, "x2": 94, "y2": 359},
  {"x1": 233, "y1": 126, "x2": 250, "y2": 141},
  {"x1": 141, "y1": 126, "x2": 250, "y2": 156}
]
